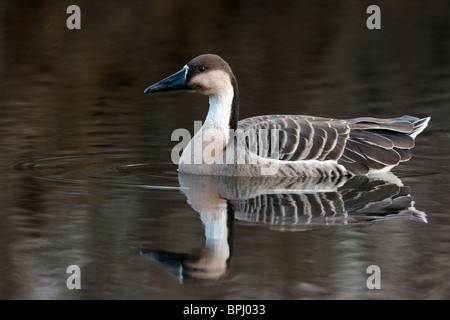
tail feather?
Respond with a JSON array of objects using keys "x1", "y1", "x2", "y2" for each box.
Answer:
[
  {"x1": 341, "y1": 115, "x2": 430, "y2": 175},
  {"x1": 395, "y1": 115, "x2": 431, "y2": 139},
  {"x1": 411, "y1": 117, "x2": 431, "y2": 139}
]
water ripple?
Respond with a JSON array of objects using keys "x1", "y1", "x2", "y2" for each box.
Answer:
[{"x1": 12, "y1": 154, "x2": 180, "y2": 190}]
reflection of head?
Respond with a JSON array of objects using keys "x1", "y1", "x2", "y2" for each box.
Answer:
[
  {"x1": 141, "y1": 204, "x2": 235, "y2": 282},
  {"x1": 182, "y1": 203, "x2": 235, "y2": 281},
  {"x1": 182, "y1": 248, "x2": 228, "y2": 281}
]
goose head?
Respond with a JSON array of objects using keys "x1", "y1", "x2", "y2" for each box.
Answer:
[
  {"x1": 144, "y1": 54, "x2": 235, "y2": 96},
  {"x1": 144, "y1": 54, "x2": 239, "y2": 130}
]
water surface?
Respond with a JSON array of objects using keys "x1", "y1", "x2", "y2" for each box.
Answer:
[{"x1": 0, "y1": 1, "x2": 449, "y2": 299}]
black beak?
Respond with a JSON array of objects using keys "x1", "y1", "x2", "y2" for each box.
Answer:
[{"x1": 144, "y1": 67, "x2": 188, "y2": 94}]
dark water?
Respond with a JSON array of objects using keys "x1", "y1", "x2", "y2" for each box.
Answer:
[{"x1": 0, "y1": 1, "x2": 449, "y2": 299}]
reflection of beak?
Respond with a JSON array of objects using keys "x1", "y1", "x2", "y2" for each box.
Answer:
[
  {"x1": 144, "y1": 67, "x2": 187, "y2": 93},
  {"x1": 140, "y1": 250, "x2": 185, "y2": 280}
]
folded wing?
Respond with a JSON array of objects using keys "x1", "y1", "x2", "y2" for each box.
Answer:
[{"x1": 238, "y1": 115, "x2": 430, "y2": 175}]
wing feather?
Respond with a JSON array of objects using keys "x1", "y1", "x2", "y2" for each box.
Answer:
[
  {"x1": 239, "y1": 115, "x2": 349, "y2": 162},
  {"x1": 238, "y1": 114, "x2": 429, "y2": 175}
]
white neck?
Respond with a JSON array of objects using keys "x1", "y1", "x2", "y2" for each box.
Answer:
[
  {"x1": 203, "y1": 81, "x2": 234, "y2": 136},
  {"x1": 179, "y1": 71, "x2": 235, "y2": 168}
]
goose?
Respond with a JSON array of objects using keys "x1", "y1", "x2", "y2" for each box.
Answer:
[{"x1": 144, "y1": 54, "x2": 430, "y2": 177}]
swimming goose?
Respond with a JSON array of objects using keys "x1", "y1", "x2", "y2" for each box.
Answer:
[{"x1": 144, "y1": 54, "x2": 430, "y2": 177}]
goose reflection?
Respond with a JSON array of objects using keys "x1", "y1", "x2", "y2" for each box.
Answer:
[{"x1": 141, "y1": 173, "x2": 426, "y2": 282}]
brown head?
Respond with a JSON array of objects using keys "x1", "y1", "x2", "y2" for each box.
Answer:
[{"x1": 144, "y1": 54, "x2": 239, "y2": 129}]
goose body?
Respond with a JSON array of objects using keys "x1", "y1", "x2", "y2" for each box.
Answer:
[{"x1": 145, "y1": 54, "x2": 430, "y2": 177}]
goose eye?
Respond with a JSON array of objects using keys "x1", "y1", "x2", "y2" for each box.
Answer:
[{"x1": 197, "y1": 66, "x2": 206, "y2": 73}]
